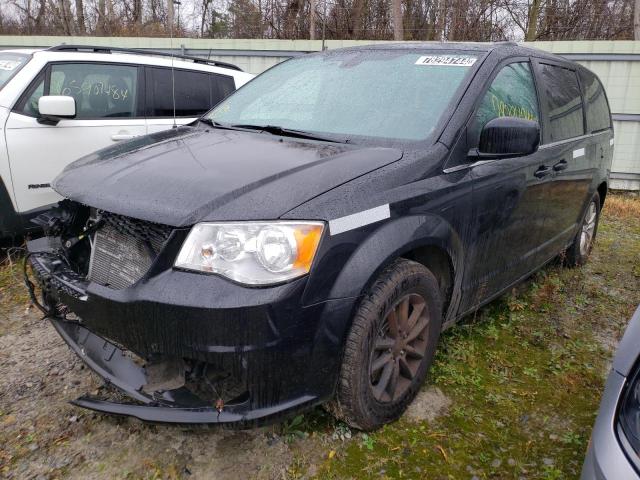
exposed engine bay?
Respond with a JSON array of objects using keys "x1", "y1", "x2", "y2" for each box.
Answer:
[
  {"x1": 30, "y1": 200, "x2": 173, "y2": 291},
  {"x1": 25, "y1": 201, "x2": 262, "y2": 423}
]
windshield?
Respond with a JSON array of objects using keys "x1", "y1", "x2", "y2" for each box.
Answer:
[
  {"x1": 0, "y1": 52, "x2": 29, "y2": 91},
  {"x1": 208, "y1": 50, "x2": 479, "y2": 143}
]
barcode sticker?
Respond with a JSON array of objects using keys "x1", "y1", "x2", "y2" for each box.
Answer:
[{"x1": 415, "y1": 55, "x2": 476, "y2": 67}]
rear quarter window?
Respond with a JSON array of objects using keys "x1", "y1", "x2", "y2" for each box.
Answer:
[
  {"x1": 146, "y1": 68, "x2": 236, "y2": 117},
  {"x1": 578, "y1": 69, "x2": 611, "y2": 133},
  {"x1": 539, "y1": 64, "x2": 584, "y2": 142}
]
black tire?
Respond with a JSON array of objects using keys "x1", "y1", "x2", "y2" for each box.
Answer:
[
  {"x1": 564, "y1": 192, "x2": 601, "y2": 267},
  {"x1": 333, "y1": 258, "x2": 443, "y2": 430}
]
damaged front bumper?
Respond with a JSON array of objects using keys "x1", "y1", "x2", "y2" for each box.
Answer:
[{"x1": 27, "y1": 238, "x2": 355, "y2": 426}]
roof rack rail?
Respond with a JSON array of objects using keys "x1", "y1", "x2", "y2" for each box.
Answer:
[{"x1": 46, "y1": 44, "x2": 243, "y2": 72}]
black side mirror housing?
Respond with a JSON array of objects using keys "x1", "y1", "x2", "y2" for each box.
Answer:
[{"x1": 472, "y1": 117, "x2": 540, "y2": 160}]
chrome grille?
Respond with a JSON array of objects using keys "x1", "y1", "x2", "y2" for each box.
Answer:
[{"x1": 88, "y1": 213, "x2": 172, "y2": 290}]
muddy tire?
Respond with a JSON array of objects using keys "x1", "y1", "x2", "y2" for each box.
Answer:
[
  {"x1": 564, "y1": 192, "x2": 601, "y2": 267},
  {"x1": 333, "y1": 259, "x2": 443, "y2": 431}
]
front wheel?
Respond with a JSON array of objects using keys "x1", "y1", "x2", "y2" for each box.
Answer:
[
  {"x1": 333, "y1": 259, "x2": 443, "y2": 430},
  {"x1": 564, "y1": 192, "x2": 601, "y2": 267}
]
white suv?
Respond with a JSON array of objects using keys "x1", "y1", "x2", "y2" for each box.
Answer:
[{"x1": 0, "y1": 45, "x2": 253, "y2": 238}]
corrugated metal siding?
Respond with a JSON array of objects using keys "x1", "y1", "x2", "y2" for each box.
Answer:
[
  {"x1": 0, "y1": 36, "x2": 638, "y2": 187},
  {"x1": 577, "y1": 60, "x2": 640, "y2": 115},
  {"x1": 612, "y1": 121, "x2": 640, "y2": 175}
]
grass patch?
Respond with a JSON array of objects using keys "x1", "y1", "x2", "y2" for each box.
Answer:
[
  {"x1": 603, "y1": 192, "x2": 640, "y2": 220},
  {"x1": 0, "y1": 253, "x2": 29, "y2": 309}
]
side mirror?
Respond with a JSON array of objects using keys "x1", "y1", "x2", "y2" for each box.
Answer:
[
  {"x1": 473, "y1": 117, "x2": 540, "y2": 159},
  {"x1": 38, "y1": 96, "x2": 76, "y2": 125}
]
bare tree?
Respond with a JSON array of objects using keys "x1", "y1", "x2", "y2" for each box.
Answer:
[
  {"x1": 392, "y1": 0, "x2": 403, "y2": 39},
  {"x1": 309, "y1": 0, "x2": 316, "y2": 39},
  {"x1": 167, "y1": 0, "x2": 174, "y2": 32},
  {"x1": 0, "y1": 0, "x2": 636, "y2": 40},
  {"x1": 635, "y1": 0, "x2": 640, "y2": 39},
  {"x1": 75, "y1": 0, "x2": 85, "y2": 33}
]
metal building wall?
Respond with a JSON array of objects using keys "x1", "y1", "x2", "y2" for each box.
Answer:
[{"x1": 0, "y1": 36, "x2": 638, "y2": 189}]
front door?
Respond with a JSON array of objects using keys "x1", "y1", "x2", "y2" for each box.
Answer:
[
  {"x1": 463, "y1": 60, "x2": 548, "y2": 305},
  {"x1": 5, "y1": 62, "x2": 146, "y2": 213}
]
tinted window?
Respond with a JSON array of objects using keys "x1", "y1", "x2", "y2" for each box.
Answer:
[
  {"x1": 147, "y1": 68, "x2": 230, "y2": 117},
  {"x1": 51, "y1": 63, "x2": 138, "y2": 118},
  {"x1": 470, "y1": 62, "x2": 539, "y2": 146},
  {"x1": 579, "y1": 69, "x2": 611, "y2": 133},
  {"x1": 208, "y1": 51, "x2": 479, "y2": 142},
  {"x1": 540, "y1": 64, "x2": 584, "y2": 142},
  {"x1": 215, "y1": 74, "x2": 235, "y2": 104}
]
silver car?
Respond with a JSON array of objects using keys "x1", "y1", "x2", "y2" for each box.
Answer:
[{"x1": 582, "y1": 305, "x2": 640, "y2": 479}]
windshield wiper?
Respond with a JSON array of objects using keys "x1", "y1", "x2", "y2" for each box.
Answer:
[
  {"x1": 230, "y1": 124, "x2": 347, "y2": 143},
  {"x1": 198, "y1": 118, "x2": 234, "y2": 129}
]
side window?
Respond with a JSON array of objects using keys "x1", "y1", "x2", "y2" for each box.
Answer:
[
  {"x1": 578, "y1": 69, "x2": 611, "y2": 133},
  {"x1": 211, "y1": 74, "x2": 235, "y2": 106},
  {"x1": 470, "y1": 62, "x2": 539, "y2": 146},
  {"x1": 16, "y1": 74, "x2": 44, "y2": 116},
  {"x1": 50, "y1": 63, "x2": 138, "y2": 119},
  {"x1": 147, "y1": 68, "x2": 212, "y2": 117},
  {"x1": 540, "y1": 64, "x2": 584, "y2": 142}
]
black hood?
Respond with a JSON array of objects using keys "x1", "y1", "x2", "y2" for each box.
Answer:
[{"x1": 53, "y1": 126, "x2": 403, "y2": 227}]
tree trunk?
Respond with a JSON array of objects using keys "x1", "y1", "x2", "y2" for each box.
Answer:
[
  {"x1": 55, "y1": 0, "x2": 72, "y2": 35},
  {"x1": 200, "y1": 0, "x2": 209, "y2": 37},
  {"x1": 75, "y1": 0, "x2": 85, "y2": 34},
  {"x1": 35, "y1": 0, "x2": 47, "y2": 31},
  {"x1": 392, "y1": 0, "x2": 403, "y2": 40},
  {"x1": 96, "y1": 0, "x2": 105, "y2": 33},
  {"x1": 310, "y1": 0, "x2": 316, "y2": 39},
  {"x1": 351, "y1": 0, "x2": 364, "y2": 39},
  {"x1": 525, "y1": 0, "x2": 542, "y2": 41},
  {"x1": 284, "y1": 0, "x2": 300, "y2": 38},
  {"x1": 635, "y1": 0, "x2": 640, "y2": 40},
  {"x1": 133, "y1": 0, "x2": 143, "y2": 29},
  {"x1": 107, "y1": 0, "x2": 114, "y2": 32},
  {"x1": 167, "y1": 0, "x2": 174, "y2": 33}
]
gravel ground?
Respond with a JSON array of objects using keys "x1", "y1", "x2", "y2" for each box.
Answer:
[{"x1": 0, "y1": 282, "x2": 449, "y2": 480}]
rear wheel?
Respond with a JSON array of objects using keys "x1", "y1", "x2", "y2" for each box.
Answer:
[
  {"x1": 564, "y1": 192, "x2": 600, "y2": 267},
  {"x1": 333, "y1": 259, "x2": 442, "y2": 430}
]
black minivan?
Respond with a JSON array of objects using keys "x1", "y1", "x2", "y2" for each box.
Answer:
[{"x1": 26, "y1": 42, "x2": 613, "y2": 430}]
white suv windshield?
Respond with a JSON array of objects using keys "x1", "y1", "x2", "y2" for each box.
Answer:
[
  {"x1": 208, "y1": 50, "x2": 479, "y2": 142},
  {"x1": 0, "y1": 52, "x2": 29, "y2": 90}
]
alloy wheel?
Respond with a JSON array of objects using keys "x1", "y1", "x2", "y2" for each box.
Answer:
[
  {"x1": 579, "y1": 201, "x2": 597, "y2": 256},
  {"x1": 369, "y1": 293, "x2": 430, "y2": 403}
]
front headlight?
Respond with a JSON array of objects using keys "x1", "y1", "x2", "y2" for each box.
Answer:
[{"x1": 174, "y1": 221, "x2": 324, "y2": 285}]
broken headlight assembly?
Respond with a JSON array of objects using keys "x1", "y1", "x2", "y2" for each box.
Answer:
[
  {"x1": 174, "y1": 221, "x2": 324, "y2": 285},
  {"x1": 619, "y1": 362, "x2": 640, "y2": 457}
]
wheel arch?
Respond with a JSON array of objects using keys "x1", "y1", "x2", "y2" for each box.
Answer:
[
  {"x1": 597, "y1": 181, "x2": 607, "y2": 209},
  {"x1": 402, "y1": 244, "x2": 454, "y2": 318},
  {"x1": 326, "y1": 214, "x2": 464, "y2": 324}
]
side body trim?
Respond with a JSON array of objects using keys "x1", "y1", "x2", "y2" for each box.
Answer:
[{"x1": 328, "y1": 204, "x2": 390, "y2": 235}]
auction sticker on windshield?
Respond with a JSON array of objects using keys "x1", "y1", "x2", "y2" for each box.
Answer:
[
  {"x1": 415, "y1": 55, "x2": 477, "y2": 67},
  {"x1": 0, "y1": 60, "x2": 23, "y2": 71}
]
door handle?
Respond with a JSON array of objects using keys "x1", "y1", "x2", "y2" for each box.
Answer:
[
  {"x1": 553, "y1": 160, "x2": 568, "y2": 172},
  {"x1": 111, "y1": 133, "x2": 137, "y2": 141},
  {"x1": 534, "y1": 165, "x2": 552, "y2": 179}
]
